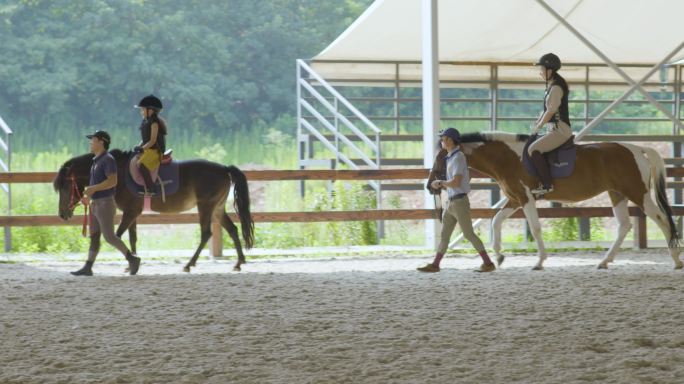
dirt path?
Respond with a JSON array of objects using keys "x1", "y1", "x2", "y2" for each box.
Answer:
[{"x1": 1, "y1": 250, "x2": 683, "y2": 383}]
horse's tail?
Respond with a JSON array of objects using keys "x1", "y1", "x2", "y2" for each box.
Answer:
[
  {"x1": 642, "y1": 146, "x2": 679, "y2": 248},
  {"x1": 226, "y1": 165, "x2": 254, "y2": 249}
]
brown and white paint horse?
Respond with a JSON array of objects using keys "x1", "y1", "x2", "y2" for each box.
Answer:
[{"x1": 428, "y1": 132, "x2": 681, "y2": 270}]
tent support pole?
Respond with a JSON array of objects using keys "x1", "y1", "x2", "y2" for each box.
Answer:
[{"x1": 422, "y1": 0, "x2": 440, "y2": 249}]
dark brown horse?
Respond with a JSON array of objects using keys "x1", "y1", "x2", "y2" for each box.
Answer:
[
  {"x1": 53, "y1": 149, "x2": 254, "y2": 272},
  {"x1": 428, "y1": 132, "x2": 681, "y2": 270}
]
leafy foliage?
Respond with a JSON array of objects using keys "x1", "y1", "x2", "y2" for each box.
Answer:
[{"x1": 0, "y1": 0, "x2": 372, "y2": 151}]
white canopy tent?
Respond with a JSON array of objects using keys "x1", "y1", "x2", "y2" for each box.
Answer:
[{"x1": 313, "y1": 0, "x2": 684, "y2": 81}]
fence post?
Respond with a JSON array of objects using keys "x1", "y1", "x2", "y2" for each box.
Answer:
[
  {"x1": 578, "y1": 217, "x2": 591, "y2": 241},
  {"x1": 673, "y1": 141, "x2": 682, "y2": 235},
  {"x1": 2, "y1": 130, "x2": 10, "y2": 252}
]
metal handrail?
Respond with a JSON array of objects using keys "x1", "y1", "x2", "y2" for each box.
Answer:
[
  {"x1": 300, "y1": 99, "x2": 376, "y2": 168},
  {"x1": 298, "y1": 59, "x2": 381, "y2": 134},
  {"x1": 301, "y1": 115, "x2": 678, "y2": 123},
  {"x1": 300, "y1": 119, "x2": 355, "y2": 168},
  {"x1": 0, "y1": 115, "x2": 12, "y2": 135},
  {"x1": 299, "y1": 79, "x2": 379, "y2": 152},
  {"x1": 303, "y1": 96, "x2": 678, "y2": 105},
  {"x1": 297, "y1": 60, "x2": 382, "y2": 195}
]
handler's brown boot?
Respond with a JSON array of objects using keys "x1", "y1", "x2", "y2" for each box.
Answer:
[
  {"x1": 417, "y1": 263, "x2": 440, "y2": 273},
  {"x1": 475, "y1": 262, "x2": 496, "y2": 273},
  {"x1": 71, "y1": 261, "x2": 94, "y2": 276}
]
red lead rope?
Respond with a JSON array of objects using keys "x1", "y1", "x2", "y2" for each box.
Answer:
[
  {"x1": 82, "y1": 205, "x2": 90, "y2": 237},
  {"x1": 68, "y1": 176, "x2": 90, "y2": 237}
]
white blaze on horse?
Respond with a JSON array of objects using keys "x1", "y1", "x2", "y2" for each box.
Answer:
[{"x1": 428, "y1": 132, "x2": 681, "y2": 270}]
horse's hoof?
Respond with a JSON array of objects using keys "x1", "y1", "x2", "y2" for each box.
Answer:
[
  {"x1": 597, "y1": 264, "x2": 608, "y2": 270},
  {"x1": 675, "y1": 264, "x2": 683, "y2": 270},
  {"x1": 532, "y1": 265, "x2": 544, "y2": 271},
  {"x1": 233, "y1": 264, "x2": 242, "y2": 272},
  {"x1": 496, "y1": 255, "x2": 505, "y2": 266},
  {"x1": 183, "y1": 266, "x2": 191, "y2": 273}
]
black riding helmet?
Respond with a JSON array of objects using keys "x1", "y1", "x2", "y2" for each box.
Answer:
[
  {"x1": 135, "y1": 94, "x2": 163, "y2": 110},
  {"x1": 535, "y1": 53, "x2": 561, "y2": 71}
]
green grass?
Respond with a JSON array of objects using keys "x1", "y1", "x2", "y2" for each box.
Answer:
[{"x1": 1, "y1": 126, "x2": 669, "y2": 255}]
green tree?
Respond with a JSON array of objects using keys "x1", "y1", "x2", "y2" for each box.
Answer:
[{"x1": 0, "y1": 0, "x2": 372, "y2": 151}]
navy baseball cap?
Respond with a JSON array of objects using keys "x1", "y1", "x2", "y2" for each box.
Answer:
[
  {"x1": 438, "y1": 127, "x2": 461, "y2": 142},
  {"x1": 86, "y1": 130, "x2": 111, "y2": 144}
]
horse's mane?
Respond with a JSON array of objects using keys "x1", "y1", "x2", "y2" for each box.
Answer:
[
  {"x1": 53, "y1": 153, "x2": 95, "y2": 191},
  {"x1": 460, "y1": 132, "x2": 530, "y2": 144},
  {"x1": 109, "y1": 149, "x2": 133, "y2": 160}
]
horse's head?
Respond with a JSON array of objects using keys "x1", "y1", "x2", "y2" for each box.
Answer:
[
  {"x1": 53, "y1": 154, "x2": 94, "y2": 220},
  {"x1": 426, "y1": 147, "x2": 448, "y2": 194}
]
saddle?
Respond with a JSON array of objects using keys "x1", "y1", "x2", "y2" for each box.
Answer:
[
  {"x1": 126, "y1": 149, "x2": 181, "y2": 199},
  {"x1": 523, "y1": 134, "x2": 578, "y2": 179}
]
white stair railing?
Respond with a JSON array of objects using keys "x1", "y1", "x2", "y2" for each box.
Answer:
[{"x1": 297, "y1": 59, "x2": 382, "y2": 191}]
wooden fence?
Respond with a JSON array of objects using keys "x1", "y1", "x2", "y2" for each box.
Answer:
[{"x1": 2, "y1": 168, "x2": 684, "y2": 255}]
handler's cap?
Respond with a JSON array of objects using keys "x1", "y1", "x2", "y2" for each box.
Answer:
[
  {"x1": 86, "y1": 130, "x2": 111, "y2": 144},
  {"x1": 438, "y1": 127, "x2": 461, "y2": 142}
]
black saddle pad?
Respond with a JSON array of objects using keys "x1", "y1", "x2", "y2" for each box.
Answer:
[
  {"x1": 522, "y1": 134, "x2": 577, "y2": 179},
  {"x1": 126, "y1": 156, "x2": 181, "y2": 197}
]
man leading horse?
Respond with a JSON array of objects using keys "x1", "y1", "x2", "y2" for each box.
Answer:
[{"x1": 69, "y1": 131, "x2": 141, "y2": 276}]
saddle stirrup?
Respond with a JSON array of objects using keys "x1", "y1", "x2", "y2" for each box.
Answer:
[
  {"x1": 160, "y1": 178, "x2": 166, "y2": 202},
  {"x1": 531, "y1": 184, "x2": 554, "y2": 195}
]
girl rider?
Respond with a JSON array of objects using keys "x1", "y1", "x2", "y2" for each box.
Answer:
[
  {"x1": 528, "y1": 53, "x2": 573, "y2": 195},
  {"x1": 134, "y1": 94, "x2": 167, "y2": 195}
]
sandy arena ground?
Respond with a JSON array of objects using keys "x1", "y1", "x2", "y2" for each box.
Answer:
[{"x1": 1, "y1": 249, "x2": 684, "y2": 384}]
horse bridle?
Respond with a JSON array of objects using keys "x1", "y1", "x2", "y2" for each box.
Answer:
[
  {"x1": 66, "y1": 173, "x2": 90, "y2": 236},
  {"x1": 68, "y1": 175, "x2": 84, "y2": 210},
  {"x1": 433, "y1": 194, "x2": 442, "y2": 223},
  {"x1": 429, "y1": 152, "x2": 447, "y2": 223}
]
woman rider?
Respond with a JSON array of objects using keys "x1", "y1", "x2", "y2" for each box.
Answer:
[
  {"x1": 134, "y1": 94, "x2": 167, "y2": 195},
  {"x1": 528, "y1": 53, "x2": 573, "y2": 195}
]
